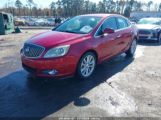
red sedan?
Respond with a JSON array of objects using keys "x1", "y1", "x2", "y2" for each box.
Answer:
[{"x1": 21, "y1": 14, "x2": 138, "y2": 79}]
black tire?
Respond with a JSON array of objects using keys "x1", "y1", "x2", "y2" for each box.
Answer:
[
  {"x1": 76, "y1": 52, "x2": 96, "y2": 79},
  {"x1": 158, "y1": 33, "x2": 161, "y2": 43},
  {"x1": 126, "y1": 39, "x2": 137, "y2": 57}
]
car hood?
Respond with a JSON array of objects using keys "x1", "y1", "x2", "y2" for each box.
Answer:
[
  {"x1": 26, "y1": 31, "x2": 86, "y2": 48},
  {"x1": 136, "y1": 24, "x2": 160, "y2": 30}
]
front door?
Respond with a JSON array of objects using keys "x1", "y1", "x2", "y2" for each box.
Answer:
[{"x1": 94, "y1": 17, "x2": 118, "y2": 60}]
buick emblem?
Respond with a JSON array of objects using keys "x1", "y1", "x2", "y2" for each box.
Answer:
[{"x1": 25, "y1": 47, "x2": 30, "y2": 52}]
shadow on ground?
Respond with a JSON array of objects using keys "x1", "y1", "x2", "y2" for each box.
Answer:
[{"x1": 0, "y1": 55, "x2": 134, "y2": 118}]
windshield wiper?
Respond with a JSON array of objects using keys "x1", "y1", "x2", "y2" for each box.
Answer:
[
  {"x1": 55, "y1": 30, "x2": 87, "y2": 34},
  {"x1": 63, "y1": 30, "x2": 78, "y2": 33},
  {"x1": 54, "y1": 30, "x2": 74, "y2": 33}
]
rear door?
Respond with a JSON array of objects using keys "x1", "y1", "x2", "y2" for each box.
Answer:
[{"x1": 115, "y1": 17, "x2": 133, "y2": 53}]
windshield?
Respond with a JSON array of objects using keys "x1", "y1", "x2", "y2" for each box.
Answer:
[
  {"x1": 138, "y1": 18, "x2": 161, "y2": 25},
  {"x1": 54, "y1": 16, "x2": 102, "y2": 34}
]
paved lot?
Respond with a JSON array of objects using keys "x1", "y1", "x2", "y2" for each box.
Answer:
[{"x1": 0, "y1": 30, "x2": 161, "y2": 119}]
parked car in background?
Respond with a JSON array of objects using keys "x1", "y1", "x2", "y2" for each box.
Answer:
[
  {"x1": 47, "y1": 18, "x2": 55, "y2": 26},
  {"x1": 25, "y1": 18, "x2": 36, "y2": 26},
  {"x1": 137, "y1": 18, "x2": 161, "y2": 42},
  {"x1": 14, "y1": 18, "x2": 26, "y2": 26},
  {"x1": 129, "y1": 17, "x2": 139, "y2": 23},
  {"x1": 13, "y1": 17, "x2": 66, "y2": 27},
  {"x1": 21, "y1": 14, "x2": 138, "y2": 79},
  {"x1": 34, "y1": 19, "x2": 48, "y2": 26}
]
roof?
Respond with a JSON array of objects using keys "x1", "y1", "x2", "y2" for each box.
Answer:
[
  {"x1": 0, "y1": 12, "x2": 13, "y2": 16},
  {"x1": 79, "y1": 14, "x2": 117, "y2": 18}
]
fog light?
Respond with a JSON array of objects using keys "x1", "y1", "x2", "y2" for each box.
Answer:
[
  {"x1": 42, "y1": 70, "x2": 58, "y2": 75},
  {"x1": 49, "y1": 70, "x2": 58, "y2": 75}
]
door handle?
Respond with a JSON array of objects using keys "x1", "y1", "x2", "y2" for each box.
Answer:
[{"x1": 116, "y1": 35, "x2": 122, "y2": 38}]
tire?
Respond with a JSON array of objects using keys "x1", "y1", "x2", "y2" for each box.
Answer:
[
  {"x1": 126, "y1": 39, "x2": 137, "y2": 57},
  {"x1": 77, "y1": 52, "x2": 96, "y2": 79},
  {"x1": 158, "y1": 33, "x2": 161, "y2": 43}
]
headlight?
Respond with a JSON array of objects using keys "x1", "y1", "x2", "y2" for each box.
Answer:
[
  {"x1": 44, "y1": 45, "x2": 70, "y2": 58},
  {"x1": 152, "y1": 28, "x2": 160, "y2": 33}
]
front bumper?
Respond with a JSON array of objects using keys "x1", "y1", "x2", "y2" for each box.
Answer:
[{"x1": 21, "y1": 56, "x2": 78, "y2": 78}]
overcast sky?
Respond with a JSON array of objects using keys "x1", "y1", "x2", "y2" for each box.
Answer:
[{"x1": 0, "y1": 0, "x2": 160, "y2": 8}]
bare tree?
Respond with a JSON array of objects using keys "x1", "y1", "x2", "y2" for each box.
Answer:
[
  {"x1": 50, "y1": 2, "x2": 56, "y2": 16},
  {"x1": 27, "y1": 0, "x2": 36, "y2": 16},
  {"x1": 1, "y1": 0, "x2": 153, "y2": 18},
  {"x1": 158, "y1": 3, "x2": 161, "y2": 11},
  {"x1": 56, "y1": 0, "x2": 63, "y2": 16},
  {"x1": 136, "y1": 2, "x2": 143, "y2": 11},
  {"x1": 129, "y1": 0, "x2": 135, "y2": 10},
  {"x1": 15, "y1": 0, "x2": 22, "y2": 16},
  {"x1": 97, "y1": 1, "x2": 105, "y2": 13},
  {"x1": 119, "y1": 0, "x2": 126, "y2": 14},
  {"x1": 154, "y1": 3, "x2": 159, "y2": 12},
  {"x1": 147, "y1": 1, "x2": 153, "y2": 11}
]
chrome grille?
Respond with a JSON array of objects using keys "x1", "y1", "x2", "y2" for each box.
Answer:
[{"x1": 23, "y1": 43, "x2": 45, "y2": 58}]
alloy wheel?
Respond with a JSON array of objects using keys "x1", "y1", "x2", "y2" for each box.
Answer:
[
  {"x1": 159, "y1": 34, "x2": 161, "y2": 43},
  {"x1": 131, "y1": 40, "x2": 137, "y2": 55},
  {"x1": 80, "y1": 54, "x2": 96, "y2": 78}
]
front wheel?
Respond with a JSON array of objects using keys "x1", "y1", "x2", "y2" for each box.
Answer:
[
  {"x1": 77, "y1": 52, "x2": 96, "y2": 79},
  {"x1": 126, "y1": 39, "x2": 137, "y2": 57}
]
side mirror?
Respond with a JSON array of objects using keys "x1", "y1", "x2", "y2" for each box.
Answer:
[{"x1": 103, "y1": 28, "x2": 115, "y2": 35}]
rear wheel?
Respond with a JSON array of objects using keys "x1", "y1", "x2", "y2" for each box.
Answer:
[
  {"x1": 126, "y1": 39, "x2": 137, "y2": 57},
  {"x1": 77, "y1": 52, "x2": 96, "y2": 79}
]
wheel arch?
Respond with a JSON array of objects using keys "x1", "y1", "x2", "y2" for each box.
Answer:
[
  {"x1": 80, "y1": 49, "x2": 98, "y2": 64},
  {"x1": 158, "y1": 30, "x2": 161, "y2": 37},
  {"x1": 75, "y1": 49, "x2": 98, "y2": 78}
]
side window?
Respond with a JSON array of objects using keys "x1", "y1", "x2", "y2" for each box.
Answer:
[
  {"x1": 3, "y1": 14, "x2": 9, "y2": 23},
  {"x1": 96, "y1": 17, "x2": 117, "y2": 36},
  {"x1": 117, "y1": 17, "x2": 128, "y2": 29},
  {"x1": 102, "y1": 17, "x2": 117, "y2": 30}
]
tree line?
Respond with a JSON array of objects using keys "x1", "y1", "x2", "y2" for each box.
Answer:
[{"x1": 0, "y1": 0, "x2": 161, "y2": 18}]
